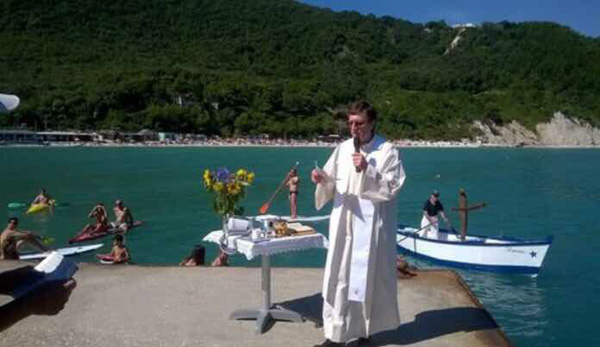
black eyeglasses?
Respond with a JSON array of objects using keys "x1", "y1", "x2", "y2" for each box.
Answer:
[{"x1": 348, "y1": 120, "x2": 368, "y2": 128}]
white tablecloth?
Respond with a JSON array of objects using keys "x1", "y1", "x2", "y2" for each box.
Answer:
[{"x1": 202, "y1": 229, "x2": 329, "y2": 260}]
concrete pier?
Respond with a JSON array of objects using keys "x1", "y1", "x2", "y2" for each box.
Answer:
[{"x1": 0, "y1": 263, "x2": 511, "y2": 346}]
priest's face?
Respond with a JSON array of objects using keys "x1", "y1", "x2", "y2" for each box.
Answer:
[{"x1": 348, "y1": 113, "x2": 374, "y2": 144}]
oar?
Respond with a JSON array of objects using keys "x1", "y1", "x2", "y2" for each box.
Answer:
[
  {"x1": 8, "y1": 201, "x2": 70, "y2": 209},
  {"x1": 259, "y1": 162, "x2": 299, "y2": 215},
  {"x1": 7, "y1": 202, "x2": 26, "y2": 209}
]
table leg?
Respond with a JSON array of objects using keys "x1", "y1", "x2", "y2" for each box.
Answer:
[
  {"x1": 262, "y1": 253, "x2": 271, "y2": 311},
  {"x1": 230, "y1": 254, "x2": 304, "y2": 334}
]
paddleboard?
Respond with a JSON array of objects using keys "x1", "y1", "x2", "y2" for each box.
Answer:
[
  {"x1": 68, "y1": 221, "x2": 145, "y2": 244},
  {"x1": 20, "y1": 244, "x2": 103, "y2": 260},
  {"x1": 96, "y1": 254, "x2": 115, "y2": 264},
  {"x1": 0, "y1": 93, "x2": 20, "y2": 113}
]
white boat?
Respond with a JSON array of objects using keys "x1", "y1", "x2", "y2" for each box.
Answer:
[
  {"x1": 20, "y1": 244, "x2": 104, "y2": 260},
  {"x1": 396, "y1": 225, "x2": 553, "y2": 275}
]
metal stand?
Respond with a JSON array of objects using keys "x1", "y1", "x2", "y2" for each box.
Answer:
[{"x1": 229, "y1": 254, "x2": 304, "y2": 334}]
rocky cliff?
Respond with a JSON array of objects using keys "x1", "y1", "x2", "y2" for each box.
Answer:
[{"x1": 473, "y1": 112, "x2": 600, "y2": 147}]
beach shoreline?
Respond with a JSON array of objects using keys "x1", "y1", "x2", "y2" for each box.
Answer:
[{"x1": 2, "y1": 139, "x2": 600, "y2": 149}]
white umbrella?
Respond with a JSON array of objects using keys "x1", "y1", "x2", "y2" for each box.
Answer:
[{"x1": 0, "y1": 93, "x2": 20, "y2": 113}]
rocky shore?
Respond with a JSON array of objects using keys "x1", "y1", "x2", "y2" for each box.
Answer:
[
  {"x1": 3, "y1": 112, "x2": 599, "y2": 149},
  {"x1": 473, "y1": 112, "x2": 600, "y2": 147}
]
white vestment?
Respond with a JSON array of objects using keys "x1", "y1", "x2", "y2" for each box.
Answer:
[{"x1": 315, "y1": 135, "x2": 406, "y2": 343}]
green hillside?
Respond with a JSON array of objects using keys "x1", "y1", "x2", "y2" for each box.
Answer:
[{"x1": 1, "y1": 0, "x2": 599, "y2": 139}]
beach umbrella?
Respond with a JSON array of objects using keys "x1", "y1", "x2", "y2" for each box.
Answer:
[{"x1": 0, "y1": 93, "x2": 20, "y2": 113}]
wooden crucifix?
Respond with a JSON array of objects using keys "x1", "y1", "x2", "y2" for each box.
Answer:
[{"x1": 452, "y1": 188, "x2": 486, "y2": 241}]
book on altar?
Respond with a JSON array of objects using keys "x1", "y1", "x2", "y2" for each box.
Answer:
[{"x1": 286, "y1": 222, "x2": 316, "y2": 235}]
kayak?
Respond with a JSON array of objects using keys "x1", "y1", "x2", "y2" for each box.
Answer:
[
  {"x1": 25, "y1": 199, "x2": 57, "y2": 214},
  {"x1": 19, "y1": 243, "x2": 103, "y2": 260},
  {"x1": 68, "y1": 221, "x2": 145, "y2": 244},
  {"x1": 25, "y1": 203, "x2": 52, "y2": 214}
]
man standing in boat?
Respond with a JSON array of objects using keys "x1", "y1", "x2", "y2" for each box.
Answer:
[
  {"x1": 421, "y1": 190, "x2": 452, "y2": 239},
  {"x1": 311, "y1": 101, "x2": 406, "y2": 346}
]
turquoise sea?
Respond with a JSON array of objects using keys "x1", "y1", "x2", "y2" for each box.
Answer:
[{"x1": 1, "y1": 146, "x2": 599, "y2": 346}]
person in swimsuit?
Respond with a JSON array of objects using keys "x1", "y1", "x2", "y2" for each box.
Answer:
[
  {"x1": 31, "y1": 189, "x2": 52, "y2": 205},
  {"x1": 0, "y1": 217, "x2": 49, "y2": 260},
  {"x1": 180, "y1": 244, "x2": 206, "y2": 266},
  {"x1": 112, "y1": 200, "x2": 134, "y2": 233},
  {"x1": 286, "y1": 168, "x2": 299, "y2": 219},
  {"x1": 108, "y1": 234, "x2": 130, "y2": 264},
  {"x1": 81, "y1": 203, "x2": 109, "y2": 235}
]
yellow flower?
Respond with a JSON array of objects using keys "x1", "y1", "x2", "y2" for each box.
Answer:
[
  {"x1": 236, "y1": 169, "x2": 247, "y2": 179},
  {"x1": 247, "y1": 172, "x2": 255, "y2": 184},
  {"x1": 214, "y1": 182, "x2": 224, "y2": 192},
  {"x1": 203, "y1": 169, "x2": 212, "y2": 183}
]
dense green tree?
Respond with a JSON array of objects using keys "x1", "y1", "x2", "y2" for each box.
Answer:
[{"x1": 1, "y1": 0, "x2": 599, "y2": 139}]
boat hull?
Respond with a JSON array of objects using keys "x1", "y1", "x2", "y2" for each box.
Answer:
[{"x1": 396, "y1": 226, "x2": 552, "y2": 275}]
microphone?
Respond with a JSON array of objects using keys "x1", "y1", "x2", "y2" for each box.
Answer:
[{"x1": 353, "y1": 136, "x2": 361, "y2": 172}]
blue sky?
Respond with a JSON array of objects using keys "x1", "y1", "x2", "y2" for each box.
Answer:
[{"x1": 300, "y1": 0, "x2": 600, "y2": 37}]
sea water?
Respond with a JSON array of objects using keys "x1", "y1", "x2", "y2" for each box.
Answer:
[{"x1": 1, "y1": 146, "x2": 599, "y2": 346}]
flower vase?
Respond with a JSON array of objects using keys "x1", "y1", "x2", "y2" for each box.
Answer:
[
  {"x1": 219, "y1": 214, "x2": 236, "y2": 255},
  {"x1": 222, "y1": 214, "x2": 229, "y2": 237}
]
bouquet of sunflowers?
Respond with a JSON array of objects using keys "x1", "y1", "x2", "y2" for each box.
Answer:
[{"x1": 203, "y1": 167, "x2": 255, "y2": 217}]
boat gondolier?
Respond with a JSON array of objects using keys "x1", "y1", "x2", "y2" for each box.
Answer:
[
  {"x1": 421, "y1": 190, "x2": 452, "y2": 239},
  {"x1": 311, "y1": 101, "x2": 406, "y2": 346}
]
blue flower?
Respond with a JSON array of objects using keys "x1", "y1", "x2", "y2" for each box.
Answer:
[{"x1": 215, "y1": 167, "x2": 230, "y2": 183}]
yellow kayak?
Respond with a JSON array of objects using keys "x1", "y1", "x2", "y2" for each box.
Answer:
[{"x1": 25, "y1": 200, "x2": 55, "y2": 214}]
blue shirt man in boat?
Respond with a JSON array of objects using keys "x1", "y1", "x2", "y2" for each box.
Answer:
[
  {"x1": 420, "y1": 190, "x2": 452, "y2": 239},
  {"x1": 311, "y1": 101, "x2": 406, "y2": 346}
]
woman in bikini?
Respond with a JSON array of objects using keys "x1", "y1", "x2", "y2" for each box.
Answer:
[{"x1": 287, "y1": 168, "x2": 299, "y2": 219}]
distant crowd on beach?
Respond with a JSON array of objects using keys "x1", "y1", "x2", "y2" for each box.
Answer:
[{"x1": 0, "y1": 125, "x2": 498, "y2": 148}]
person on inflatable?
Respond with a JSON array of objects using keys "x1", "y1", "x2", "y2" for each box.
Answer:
[{"x1": 31, "y1": 189, "x2": 53, "y2": 206}]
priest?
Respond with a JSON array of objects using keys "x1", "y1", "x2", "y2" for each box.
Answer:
[{"x1": 311, "y1": 101, "x2": 406, "y2": 346}]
